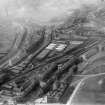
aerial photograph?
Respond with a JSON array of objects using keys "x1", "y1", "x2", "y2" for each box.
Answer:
[{"x1": 0, "y1": 0, "x2": 105, "y2": 105}]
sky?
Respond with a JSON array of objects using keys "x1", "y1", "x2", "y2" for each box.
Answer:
[{"x1": 0, "y1": 0, "x2": 102, "y2": 25}]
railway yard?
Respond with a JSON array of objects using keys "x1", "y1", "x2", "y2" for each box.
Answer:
[
  {"x1": 0, "y1": 3, "x2": 105, "y2": 104},
  {"x1": 0, "y1": 22, "x2": 105, "y2": 105}
]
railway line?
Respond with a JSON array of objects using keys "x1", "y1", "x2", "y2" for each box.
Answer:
[
  {"x1": 0, "y1": 24, "x2": 104, "y2": 105},
  {"x1": 0, "y1": 34, "x2": 103, "y2": 104}
]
